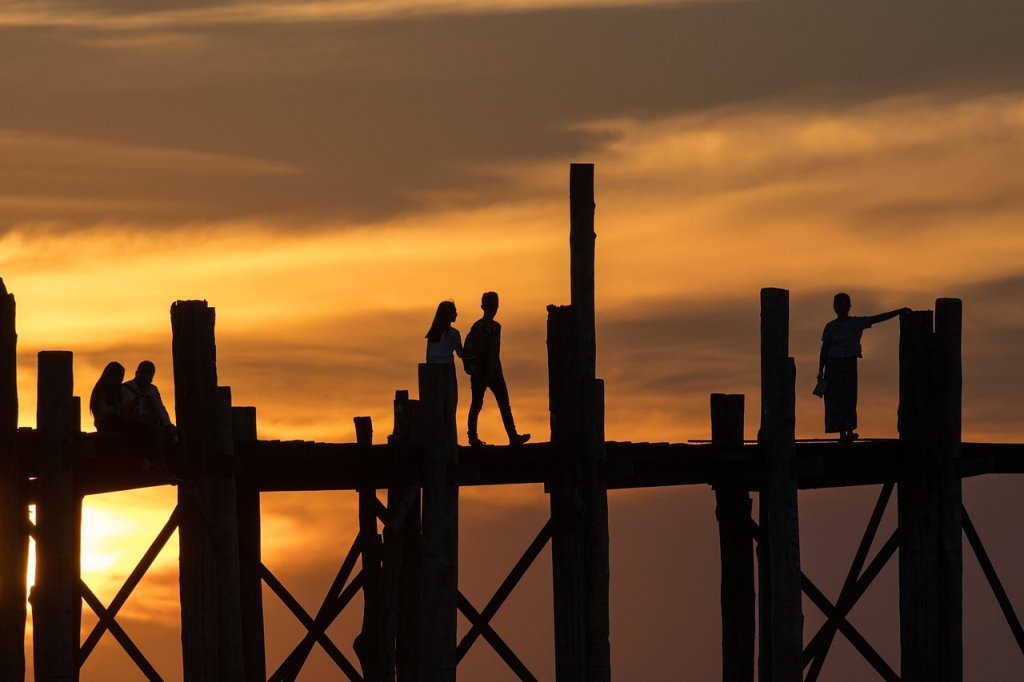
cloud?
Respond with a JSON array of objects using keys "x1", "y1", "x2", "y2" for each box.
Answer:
[{"x1": 1, "y1": 0, "x2": 1022, "y2": 230}]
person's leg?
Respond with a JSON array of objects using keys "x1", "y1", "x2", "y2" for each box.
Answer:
[
  {"x1": 490, "y1": 373, "x2": 529, "y2": 444},
  {"x1": 468, "y1": 374, "x2": 486, "y2": 444}
]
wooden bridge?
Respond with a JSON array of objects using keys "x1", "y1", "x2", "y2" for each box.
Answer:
[{"x1": 2, "y1": 164, "x2": 1024, "y2": 681}]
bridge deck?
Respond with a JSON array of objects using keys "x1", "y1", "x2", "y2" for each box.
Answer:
[{"x1": 15, "y1": 430, "x2": 1024, "y2": 498}]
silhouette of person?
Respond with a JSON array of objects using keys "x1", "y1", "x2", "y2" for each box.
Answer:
[
  {"x1": 817, "y1": 293, "x2": 910, "y2": 443},
  {"x1": 425, "y1": 300, "x2": 464, "y2": 365},
  {"x1": 122, "y1": 360, "x2": 174, "y2": 431},
  {"x1": 89, "y1": 361, "x2": 128, "y2": 433},
  {"x1": 464, "y1": 291, "x2": 530, "y2": 447}
]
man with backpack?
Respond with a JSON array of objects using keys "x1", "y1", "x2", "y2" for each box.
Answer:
[{"x1": 462, "y1": 291, "x2": 531, "y2": 447}]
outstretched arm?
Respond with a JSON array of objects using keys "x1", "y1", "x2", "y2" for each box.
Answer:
[{"x1": 868, "y1": 307, "x2": 912, "y2": 325}]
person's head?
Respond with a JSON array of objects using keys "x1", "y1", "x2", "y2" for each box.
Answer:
[
  {"x1": 135, "y1": 360, "x2": 156, "y2": 387},
  {"x1": 481, "y1": 291, "x2": 499, "y2": 318},
  {"x1": 426, "y1": 300, "x2": 457, "y2": 341},
  {"x1": 90, "y1": 361, "x2": 125, "y2": 414},
  {"x1": 833, "y1": 292, "x2": 852, "y2": 318}
]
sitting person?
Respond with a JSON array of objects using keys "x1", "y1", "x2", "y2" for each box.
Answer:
[
  {"x1": 122, "y1": 360, "x2": 179, "y2": 469},
  {"x1": 89, "y1": 361, "x2": 129, "y2": 433}
]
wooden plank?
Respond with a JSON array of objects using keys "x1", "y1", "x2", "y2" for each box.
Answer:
[
  {"x1": 0, "y1": 279, "x2": 27, "y2": 682},
  {"x1": 547, "y1": 304, "x2": 586, "y2": 682},
  {"x1": 33, "y1": 350, "x2": 80, "y2": 682},
  {"x1": 233, "y1": 406, "x2": 265, "y2": 682},
  {"x1": 897, "y1": 310, "x2": 938, "y2": 682},
  {"x1": 758, "y1": 288, "x2": 802, "y2": 682},
  {"x1": 417, "y1": 364, "x2": 459, "y2": 682},
  {"x1": 171, "y1": 301, "x2": 245, "y2": 681},
  {"x1": 711, "y1": 393, "x2": 754, "y2": 682}
]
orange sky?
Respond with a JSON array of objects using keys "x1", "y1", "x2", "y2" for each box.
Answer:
[{"x1": 4, "y1": 0, "x2": 1024, "y2": 679}]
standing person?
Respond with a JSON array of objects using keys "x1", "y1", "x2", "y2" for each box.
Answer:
[
  {"x1": 464, "y1": 291, "x2": 530, "y2": 447},
  {"x1": 817, "y1": 293, "x2": 910, "y2": 443},
  {"x1": 89, "y1": 361, "x2": 128, "y2": 433},
  {"x1": 425, "y1": 300, "x2": 464, "y2": 365},
  {"x1": 425, "y1": 300, "x2": 463, "y2": 424}
]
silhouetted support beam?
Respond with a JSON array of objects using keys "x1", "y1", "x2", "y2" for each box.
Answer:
[
  {"x1": 758, "y1": 288, "x2": 802, "y2": 682},
  {"x1": 0, "y1": 279, "x2": 27, "y2": 682},
  {"x1": 935, "y1": 299, "x2": 963, "y2": 682},
  {"x1": 355, "y1": 415, "x2": 385, "y2": 680},
  {"x1": 898, "y1": 309, "x2": 939, "y2": 682},
  {"x1": 711, "y1": 393, "x2": 754, "y2": 682},
  {"x1": 171, "y1": 301, "x2": 245, "y2": 681},
  {"x1": 570, "y1": 162, "x2": 596, "y2": 378},
  {"x1": 33, "y1": 351, "x2": 80, "y2": 682},
  {"x1": 417, "y1": 364, "x2": 459, "y2": 681},
  {"x1": 547, "y1": 304, "x2": 587, "y2": 682},
  {"x1": 233, "y1": 406, "x2": 265, "y2": 682},
  {"x1": 387, "y1": 390, "x2": 420, "y2": 682}
]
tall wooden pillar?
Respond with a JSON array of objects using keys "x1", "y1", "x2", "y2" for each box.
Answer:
[
  {"x1": 547, "y1": 304, "x2": 587, "y2": 682},
  {"x1": 897, "y1": 310, "x2": 938, "y2": 682},
  {"x1": 712, "y1": 393, "x2": 754, "y2": 682},
  {"x1": 171, "y1": 301, "x2": 245, "y2": 681},
  {"x1": 232, "y1": 406, "x2": 265, "y2": 682},
  {"x1": 417, "y1": 364, "x2": 458, "y2": 682},
  {"x1": 33, "y1": 351, "x2": 80, "y2": 682},
  {"x1": 0, "y1": 280, "x2": 27, "y2": 682},
  {"x1": 935, "y1": 299, "x2": 963, "y2": 682},
  {"x1": 758, "y1": 287, "x2": 802, "y2": 682},
  {"x1": 387, "y1": 390, "x2": 420, "y2": 682},
  {"x1": 898, "y1": 304, "x2": 963, "y2": 682},
  {"x1": 355, "y1": 416, "x2": 385, "y2": 680}
]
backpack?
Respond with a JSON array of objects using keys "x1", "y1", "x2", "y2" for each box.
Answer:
[{"x1": 461, "y1": 323, "x2": 482, "y2": 376}]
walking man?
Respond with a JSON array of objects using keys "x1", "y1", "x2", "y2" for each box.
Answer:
[{"x1": 464, "y1": 291, "x2": 530, "y2": 446}]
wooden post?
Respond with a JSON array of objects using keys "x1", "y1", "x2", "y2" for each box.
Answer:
[
  {"x1": 171, "y1": 301, "x2": 245, "y2": 681},
  {"x1": 758, "y1": 288, "x2": 802, "y2": 682},
  {"x1": 355, "y1": 416, "x2": 385, "y2": 680},
  {"x1": 33, "y1": 350, "x2": 80, "y2": 682},
  {"x1": 897, "y1": 310, "x2": 938, "y2": 682},
  {"x1": 935, "y1": 299, "x2": 963, "y2": 682},
  {"x1": 233, "y1": 406, "x2": 265, "y2": 682},
  {"x1": 582, "y1": 378, "x2": 610, "y2": 682},
  {"x1": 0, "y1": 279, "x2": 27, "y2": 682},
  {"x1": 570, "y1": 162, "x2": 596, "y2": 378},
  {"x1": 386, "y1": 390, "x2": 420, "y2": 682},
  {"x1": 712, "y1": 393, "x2": 754, "y2": 682},
  {"x1": 417, "y1": 364, "x2": 458, "y2": 682},
  {"x1": 547, "y1": 304, "x2": 586, "y2": 682}
]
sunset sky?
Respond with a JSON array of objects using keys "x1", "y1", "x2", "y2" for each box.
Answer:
[{"x1": 3, "y1": 0, "x2": 1024, "y2": 679}]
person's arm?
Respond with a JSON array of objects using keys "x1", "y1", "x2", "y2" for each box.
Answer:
[
  {"x1": 452, "y1": 328, "x2": 464, "y2": 358},
  {"x1": 150, "y1": 386, "x2": 172, "y2": 427},
  {"x1": 867, "y1": 307, "x2": 912, "y2": 325},
  {"x1": 818, "y1": 341, "x2": 828, "y2": 381}
]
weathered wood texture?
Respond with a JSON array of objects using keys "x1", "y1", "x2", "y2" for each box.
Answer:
[
  {"x1": 417, "y1": 363, "x2": 459, "y2": 682},
  {"x1": 171, "y1": 301, "x2": 245, "y2": 681},
  {"x1": 712, "y1": 393, "x2": 754, "y2": 682},
  {"x1": 547, "y1": 305, "x2": 587, "y2": 682},
  {"x1": 233, "y1": 406, "x2": 265, "y2": 682},
  {"x1": 33, "y1": 351, "x2": 80, "y2": 682},
  {"x1": 0, "y1": 280, "x2": 27, "y2": 682},
  {"x1": 758, "y1": 288, "x2": 802, "y2": 682},
  {"x1": 355, "y1": 415, "x2": 386, "y2": 681}
]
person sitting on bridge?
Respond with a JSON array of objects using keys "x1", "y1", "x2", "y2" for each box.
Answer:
[
  {"x1": 89, "y1": 361, "x2": 130, "y2": 433},
  {"x1": 464, "y1": 291, "x2": 530, "y2": 447},
  {"x1": 817, "y1": 293, "x2": 910, "y2": 444},
  {"x1": 122, "y1": 360, "x2": 180, "y2": 462}
]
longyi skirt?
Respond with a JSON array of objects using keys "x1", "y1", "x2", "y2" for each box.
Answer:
[{"x1": 824, "y1": 356, "x2": 858, "y2": 433}]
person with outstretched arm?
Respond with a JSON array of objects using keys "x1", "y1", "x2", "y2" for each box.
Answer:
[{"x1": 817, "y1": 293, "x2": 910, "y2": 443}]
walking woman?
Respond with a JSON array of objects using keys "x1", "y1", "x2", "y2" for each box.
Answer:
[{"x1": 817, "y1": 293, "x2": 910, "y2": 443}]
